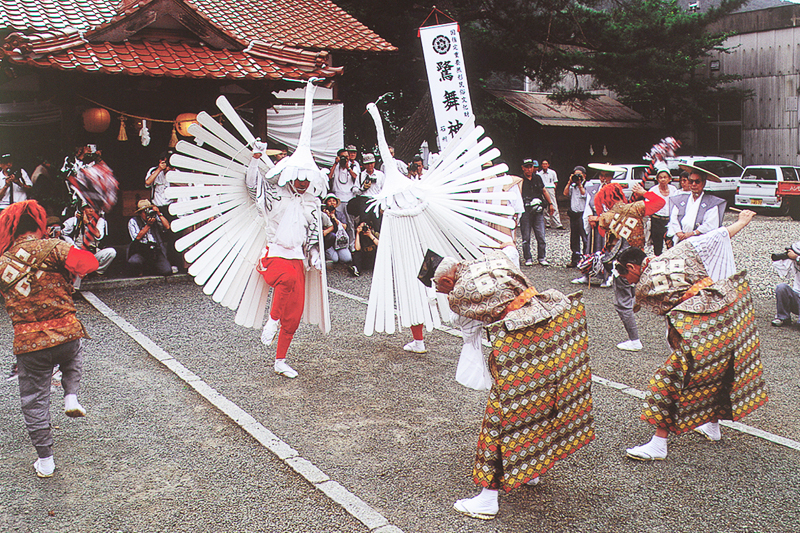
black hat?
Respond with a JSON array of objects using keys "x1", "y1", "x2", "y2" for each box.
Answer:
[{"x1": 417, "y1": 249, "x2": 444, "y2": 288}]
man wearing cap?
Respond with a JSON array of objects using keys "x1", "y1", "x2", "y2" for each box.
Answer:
[
  {"x1": 538, "y1": 160, "x2": 564, "y2": 229},
  {"x1": 620, "y1": 210, "x2": 767, "y2": 461},
  {"x1": 666, "y1": 164, "x2": 726, "y2": 245},
  {"x1": 0, "y1": 154, "x2": 33, "y2": 210},
  {"x1": 127, "y1": 199, "x2": 173, "y2": 277},
  {"x1": 563, "y1": 165, "x2": 588, "y2": 267},
  {"x1": 62, "y1": 204, "x2": 116, "y2": 288},
  {"x1": 0, "y1": 200, "x2": 99, "y2": 478},
  {"x1": 357, "y1": 153, "x2": 385, "y2": 196},
  {"x1": 520, "y1": 158, "x2": 554, "y2": 266},
  {"x1": 649, "y1": 162, "x2": 678, "y2": 256},
  {"x1": 329, "y1": 148, "x2": 359, "y2": 251},
  {"x1": 771, "y1": 241, "x2": 800, "y2": 327}
]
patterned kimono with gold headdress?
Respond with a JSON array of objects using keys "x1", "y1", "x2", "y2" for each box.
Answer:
[
  {"x1": 446, "y1": 252, "x2": 595, "y2": 492},
  {"x1": 635, "y1": 227, "x2": 768, "y2": 434}
]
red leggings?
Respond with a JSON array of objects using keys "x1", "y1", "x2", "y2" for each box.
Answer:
[
  {"x1": 411, "y1": 324, "x2": 424, "y2": 341},
  {"x1": 260, "y1": 257, "x2": 305, "y2": 359}
]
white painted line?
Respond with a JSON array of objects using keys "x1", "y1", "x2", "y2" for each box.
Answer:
[
  {"x1": 82, "y1": 291, "x2": 404, "y2": 533},
  {"x1": 326, "y1": 287, "x2": 800, "y2": 453}
]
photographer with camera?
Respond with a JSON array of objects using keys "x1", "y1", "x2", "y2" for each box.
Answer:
[
  {"x1": 321, "y1": 194, "x2": 352, "y2": 265},
  {"x1": 357, "y1": 153, "x2": 385, "y2": 196},
  {"x1": 408, "y1": 154, "x2": 424, "y2": 179},
  {"x1": 520, "y1": 158, "x2": 554, "y2": 266},
  {"x1": 62, "y1": 204, "x2": 116, "y2": 288},
  {"x1": 771, "y1": 241, "x2": 800, "y2": 327},
  {"x1": 126, "y1": 199, "x2": 173, "y2": 277},
  {"x1": 329, "y1": 148, "x2": 359, "y2": 249},
  {"x1": 351, "y1": 220, "x2": 379, "y2": 277},
  {"x1": 564, "y1": 165, "x2": 588, "y2": 267},
  {"x1": 0, "y1": 153, "x2": 33, "y2": 211},
  {"x1": 145, "y1": 151, "x2": 181, "y2": 270}
]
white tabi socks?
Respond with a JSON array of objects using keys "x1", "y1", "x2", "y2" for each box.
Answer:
[
  {"x1": 626, "y1": 435, "x2": 668, "y2": 461},
  {"x1": 453, "y1": 488, "x2": 499, "y2": 520},
  {"x1": 694, "y1": 421, "x2": 721, "y2": 441},
  {"x1": 261, "y1": 317, "x2": 280, "y2": 346},
  {"x1": 402, "y1": 340, "x2": 427, "y2": 353},
  {"x1": 274, "y1": 359, "x2": 298, "y2": 379},
  {"x1": 64, "y1": 394, "x2": 86, "y2": 418},
  {"x1": 33, "y1": 456, "x2": 55, "y2": 478}
]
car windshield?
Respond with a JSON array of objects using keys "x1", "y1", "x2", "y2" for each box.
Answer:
[
  {"x1": 741, "y1": 168, "x2": 777, "y2": 181},
  {"x1": 694, "y1": 160, "x2": 744, "y2": 177}
]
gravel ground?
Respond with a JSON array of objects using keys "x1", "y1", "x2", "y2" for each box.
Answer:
[{"x1": 1, "y1": 208, "x2": 798, "y2": 532}]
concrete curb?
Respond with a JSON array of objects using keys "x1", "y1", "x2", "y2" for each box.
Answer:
[{"x1": 81, "y1": 290, "x2": 405, "y2": 533}]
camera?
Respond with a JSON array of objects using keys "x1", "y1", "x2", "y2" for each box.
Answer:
[
  {"x1": 772, "y1": 242, "x2": 800, "y2": 262},
  {"x1": 144, "y1": 208, "x2": 158, "y2": 220},
  {"x1": 322, "y1": 204, "x2": 335, "y2": 213},
  {"x1": 524, "y1": 198, "x2": 544, "y2": 214},
  {"x1": 338, "y1": 155, "x2": 348, "y2": 164},
  {"x1": 48, "y1": 224, "x2": 62, "y2": 238},
  {"x1": 408, "y1": 162, "x2": 419, "y2": 172}
]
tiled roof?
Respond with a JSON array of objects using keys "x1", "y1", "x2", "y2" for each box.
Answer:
[
  {"x1": 0, "y1": 0, "x2": 118, "y2": 32},
  {"x1": 0, "y1": 0, "x2": 396, "y2": 53},
  {"x1": 187, "y1": 0, "x2": 396, "y2": 52},
  {"x1": 1, "y1": 31, "x2": 343, "y2": 80}
]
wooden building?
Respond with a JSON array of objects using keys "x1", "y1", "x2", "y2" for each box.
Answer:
[
  {"x1": 704, "y1": 1, "x2": 800, "y2": 165},
  {"x1": 0, "y1": 0, "x2": 394, "y2": 239}
]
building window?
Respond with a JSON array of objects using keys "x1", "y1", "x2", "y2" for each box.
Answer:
[{"x1": 697, "y1": 100, "x2": 742, "y2": 155}]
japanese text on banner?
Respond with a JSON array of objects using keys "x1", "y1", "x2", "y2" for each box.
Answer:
[{"x1": 419, "y1": 22, "x2": 474, "y2": 151}]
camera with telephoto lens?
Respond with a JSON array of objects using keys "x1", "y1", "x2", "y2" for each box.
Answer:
[
  {"x1": 338, "y1": 154, "x2": 349, "y2": 165},
  {"x1": 772, "y1": 242, "x2": 800, "y2": 262}
]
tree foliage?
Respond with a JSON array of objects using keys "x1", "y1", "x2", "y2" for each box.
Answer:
[{"x1": 333, "y1": 0, "x2": 748, "y2": 148}]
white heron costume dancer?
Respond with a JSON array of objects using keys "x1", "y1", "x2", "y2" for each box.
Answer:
[
  {"x1": 362, "y1": 103, "x2": 517, "y2": 346},
  {"x1": 165, "y1": 80, "x2": 330, "y2": 379}
]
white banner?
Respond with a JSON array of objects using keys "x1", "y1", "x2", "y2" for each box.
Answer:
[
  {"x1": 419, "y1": 22, "x2": 474, "y2": 151},
  {"x1": 266, "y1": 103, "x2": 343, "y2": 166}
]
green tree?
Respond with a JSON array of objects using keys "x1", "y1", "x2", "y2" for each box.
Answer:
[{"x1": 333, "y1": 0, "x2": 748, "y2": 149}]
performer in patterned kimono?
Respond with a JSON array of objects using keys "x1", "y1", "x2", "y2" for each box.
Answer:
[
  {"x1": 623, "y1": 209, "x2": 768, "y2": 461},
  {"x1": 421, "y1": 251, "x2": 595, "y2": 520}
]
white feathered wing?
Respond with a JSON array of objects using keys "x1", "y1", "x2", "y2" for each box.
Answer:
[
  {"x1": 363, "y1": 103, "x2": 516, "y2": 336},
  {"x1": 166, "y1": 81, "x2": 330, "y2": 334}
]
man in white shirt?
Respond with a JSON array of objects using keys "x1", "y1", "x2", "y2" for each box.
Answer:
[
  {"x1": 0, "y1": 153, "x2": 32, "y2": 210},
  {"x1": 144, "y1": 151, "x2": 180, "y2": 269},
  {"x1": 772, "y1": 242, "x2": 800, "y2": 327},
  {"x1": 666, "y1": 164, "x2": 726, "y2": 246},
  {"x1": 357, "y1": 153, "x2": 385, "y2": 196},
  {"x1": 328, "y1": 148, "x2": 359, "y2": 250},
  {"x1": 538, "y1": 160, "x2": 563, "y2": 229}
]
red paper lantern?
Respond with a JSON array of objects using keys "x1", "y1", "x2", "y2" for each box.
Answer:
[{"x1": 82, "y1": 107, "x2": 111, "y2": 133}]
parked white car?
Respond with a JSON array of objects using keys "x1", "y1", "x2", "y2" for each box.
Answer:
[
  {"x1": 735, "y1": 165, "x2": 800, "y2": 214},
  {"x1": 666, "y1": 156, "x2": 744, "y2": 203},
  {"x1": 584, "y1": 164, "x2": 655, "y2": 200}
]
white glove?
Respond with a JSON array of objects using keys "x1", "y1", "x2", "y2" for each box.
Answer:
[
  {"x1": 253, "y1": 139, "x2": 267, "y2": 156},
  {"x1": 310, "y1": 247, "x2": 323, "y2": 270}
]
